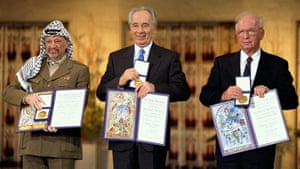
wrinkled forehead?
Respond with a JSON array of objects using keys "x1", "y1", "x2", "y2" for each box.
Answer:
[{"x1": 237, "y1": 16, "x2": 259, "y2": 29}]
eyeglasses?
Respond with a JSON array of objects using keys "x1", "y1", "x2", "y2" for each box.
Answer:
[{"x1": 236, "y1": 28, "x2": 262, "y2": 36}]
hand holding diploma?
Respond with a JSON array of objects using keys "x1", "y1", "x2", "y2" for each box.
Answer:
[
  {"x1": 135, "y1": 81, "x2": 155, "y2": 98},
  {"x1": 23, "y1": 93, "x2": 46, "y2": 110},
  {"x1": 253, "y1": 85, "x2": 269, "y2": 98}
]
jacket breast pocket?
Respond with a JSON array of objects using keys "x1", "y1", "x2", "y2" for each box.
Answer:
[{"x1": 52, "y1": 76, "x2": 77, "y2": 89}]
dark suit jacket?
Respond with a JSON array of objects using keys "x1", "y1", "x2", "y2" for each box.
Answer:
[
  {"x1": 97, "y1": 43, "x2": 190, "y2": 151},
  {"x1": 200, "y1": 50, "x2": 298, "y2": 110}
]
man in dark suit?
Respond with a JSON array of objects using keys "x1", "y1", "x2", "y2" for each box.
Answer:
[
  {"x1": 96, "y1": 6, "x2": 190, "y2": 169},
  {"x1": 200, "y1": 12, "x2": 298, "y2": 169}
]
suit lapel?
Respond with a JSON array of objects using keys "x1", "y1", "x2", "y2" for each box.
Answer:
[
  {"x1": 229, "y1": 52, "x2": 241, "y2": 77},
  {"x1": 148, "y1": 44, "x2": 162, "y2": 63},
  {"x1": 147, "y1": 44, "x2": 162, "y2": 80},
  {"x1": 124, "y1": 46, "x2": 134, "y2": 67},
  {"x1": 252, "y1": 51, "x2": 268, "y2": 86},
  {"x1": 39, "y1": 61, "x2": 50, "y2": 80}
]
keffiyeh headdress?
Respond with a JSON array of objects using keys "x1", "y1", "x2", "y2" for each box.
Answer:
[{"x1": 16, "y1": 20, "x2": 73, "y2": 92}]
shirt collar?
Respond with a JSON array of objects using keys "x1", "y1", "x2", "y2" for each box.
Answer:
[
  {"x1": 240, "y1": 49, "x2": 261, "y2": 63},
  {"x1": 47, "y1": 55, "x2": 67, "y2": 65},
  {"x1": 134, "y1": 42, "x2": 153, "y2": 61}
]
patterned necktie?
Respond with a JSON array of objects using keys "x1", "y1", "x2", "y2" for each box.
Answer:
[
  {"x1": 137, "y1": 48, "x2": 145, "y2": 61},
  {"x1": 243, "y1": 57, "x2": 252, "y2": 76}
]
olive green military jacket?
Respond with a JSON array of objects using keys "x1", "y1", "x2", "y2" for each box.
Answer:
[{"x1": 3, "y1": 58, "x2": 90, "y2": 159}]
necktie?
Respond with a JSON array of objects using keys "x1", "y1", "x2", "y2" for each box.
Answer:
[
  {"x1": 137, "y1": 48, "x2": 145, "y2": 61},
  {"x1": 243, "y1": 57, "x2": 252, "y2": 76}
]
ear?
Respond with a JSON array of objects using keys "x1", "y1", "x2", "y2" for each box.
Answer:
[
  {"x1": 153, "y1": 25, "x2": 157, "y2": 32},
  {"x1": 260, "y1": 29, "x2": 265, "y2": 40}
]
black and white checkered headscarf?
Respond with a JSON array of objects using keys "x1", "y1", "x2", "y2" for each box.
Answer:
[{"x1": 16, "y1": 20, "x2": 72, "y2": 92}]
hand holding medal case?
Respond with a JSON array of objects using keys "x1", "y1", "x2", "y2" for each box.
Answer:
[
  {"x1": 129, "y1": 60, "x2": 150, "y2": 88},
  {"x1": 235, "y1": 76, "x2": 251, "y2": 106}
]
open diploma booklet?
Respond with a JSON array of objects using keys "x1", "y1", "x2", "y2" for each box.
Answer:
[
  {"x1": 103, "y1": 89, "x2": 169, "y2": 146},
  {"x1": 17, "y1": 88, "x2": 87, "y2": 132},
  {"x1": 210, "y1": 89, "x2": 289, "y2": 156}
]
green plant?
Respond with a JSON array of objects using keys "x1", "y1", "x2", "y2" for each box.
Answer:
[{"x1": 81, "y1": 92, "x2": 104, "y2": 142}]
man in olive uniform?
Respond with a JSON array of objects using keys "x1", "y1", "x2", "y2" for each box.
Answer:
[{"x1": 3, "y1": 20, "x2": 90, "y2": 169}]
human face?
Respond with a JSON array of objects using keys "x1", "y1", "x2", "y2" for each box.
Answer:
[
  {"x1": 129, "y1": 10, "x2": 156, "y2": 48},
  {"x1": 45, "y1": 36, "x2": 68, "y2": 61},
  {"x1": 236, "y1": 15, "x2": 264, "y2": 56}
]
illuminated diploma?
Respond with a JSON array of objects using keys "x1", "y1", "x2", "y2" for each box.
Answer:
[
  {"x1": 210, "y1": 100, "x2": 256, "y2": 156},
  {"x1": 17, "y1": 88, "x2": 88, "y2": 132},
  {"x1": 210, "y1": 89, "x2": 289, "y2": 156},
  {"x1": 103, "y1": 89, "x2": 169, "y2": 146}
]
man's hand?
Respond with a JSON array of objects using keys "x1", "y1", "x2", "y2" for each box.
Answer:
[
  {"x1": 253, "y1": 85, "x2": 269, "y2": 98},
  {"x1": 43, "y1": 125, "x2": 58, "y2": 133},
  {"x1": 221, "y1": 86, "x2": 243, "y2": 101},
  {"x1": 118, "y1": 68, "x2": 139, "y2": 86},
  {"x1": 135, "y1": 81, "x2": 155, "y2": 98},
  {"x1": 24, "y1": 93, "x2": 45, "y2": 110}
]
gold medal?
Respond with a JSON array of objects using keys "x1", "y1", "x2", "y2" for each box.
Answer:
[
  {"x1": 134, "y1": 79, "x2": 142, "y2": 87},
  {"x1": 38, "y1": 111, "x2": 47, "y2": 118},
  {"x1": 238, "y1": 95, "x2": 248, "y2": 103}
]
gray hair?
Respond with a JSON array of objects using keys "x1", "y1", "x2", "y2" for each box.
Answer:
[
  {"x1": 235, "y1": 11, "x2": 264, "y2": 31},
  {"x1": 128, "y1": 6, "x2": 158, "y2": 25}
]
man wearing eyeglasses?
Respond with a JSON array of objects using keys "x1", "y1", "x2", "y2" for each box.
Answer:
[{"x1": 200, "y1": 12, "x2": 298, "y2": 169}]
